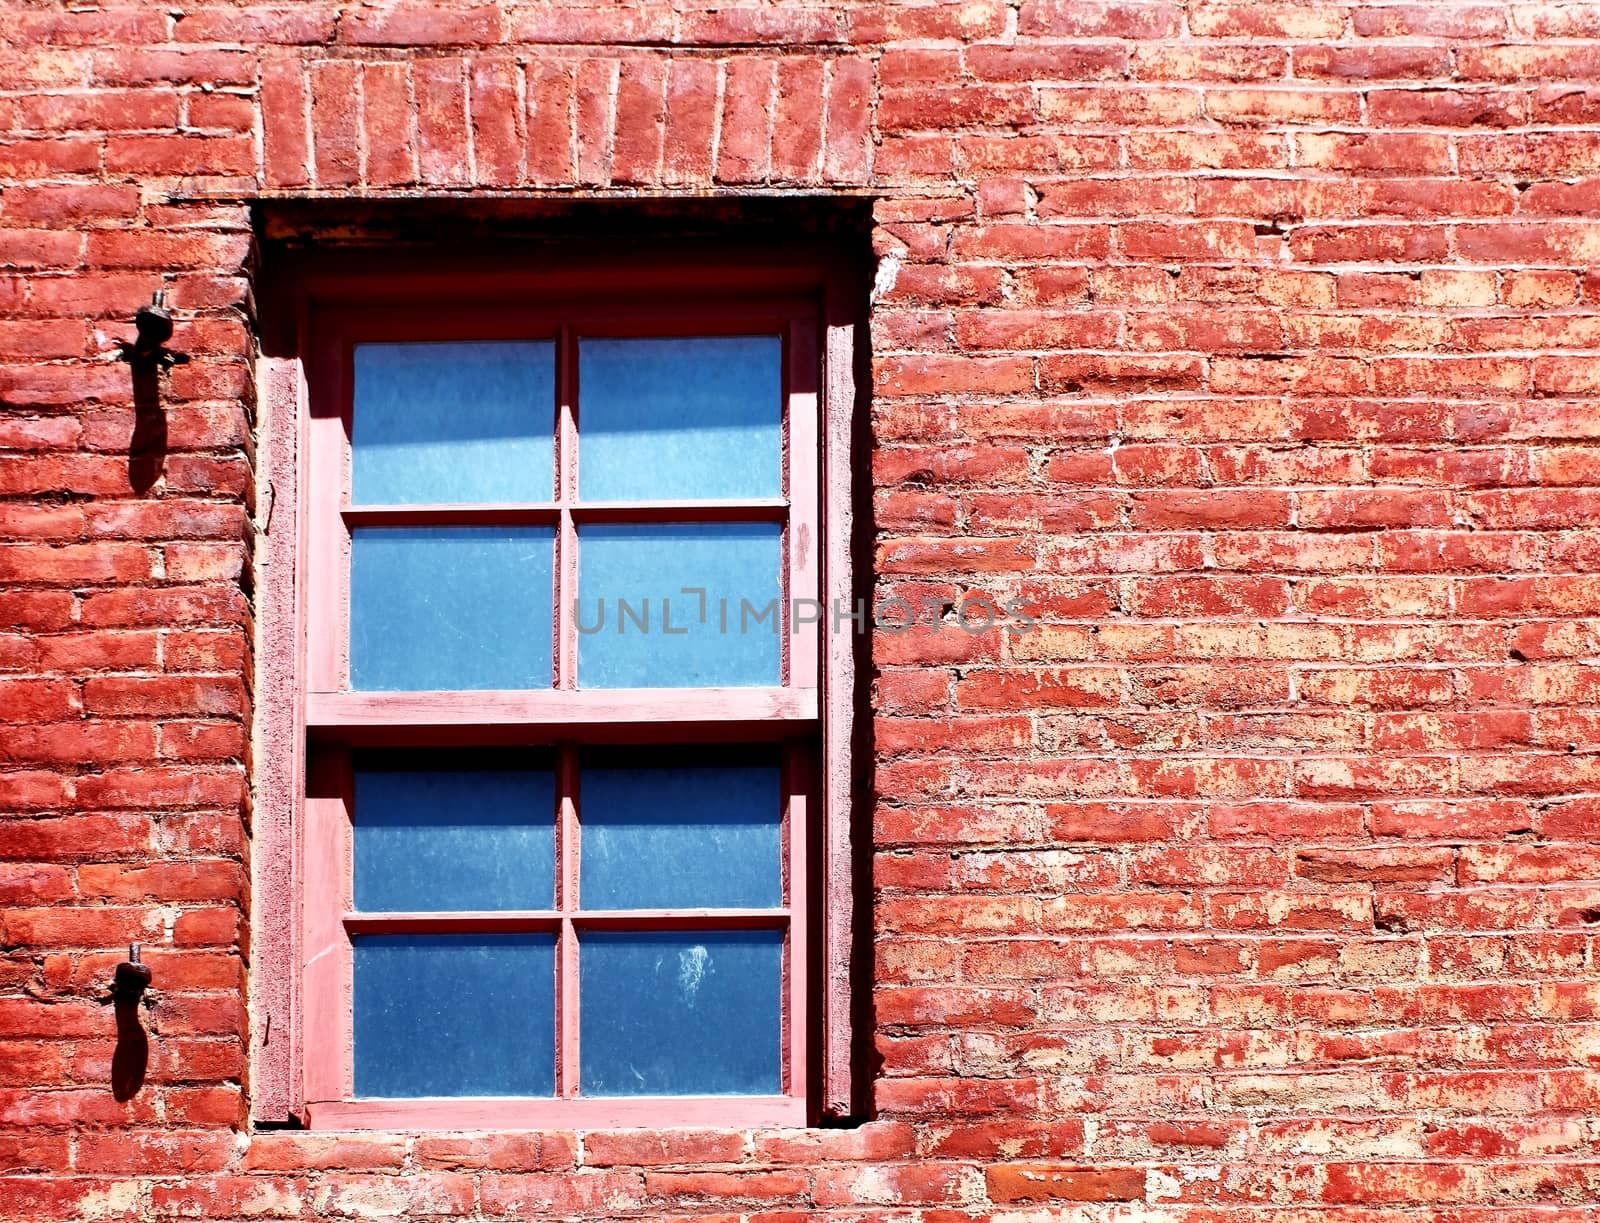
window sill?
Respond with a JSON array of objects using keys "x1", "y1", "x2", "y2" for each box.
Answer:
[{"x1": 303, "y1": 1096, "x2": 808, "y2": 1130}]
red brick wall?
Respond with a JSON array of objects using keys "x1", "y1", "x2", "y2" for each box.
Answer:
[{"x1": 6, "y1": 1, "x2": 1600, "y2": 1216}]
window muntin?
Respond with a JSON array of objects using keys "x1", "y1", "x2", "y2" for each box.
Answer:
[{"x1": 300, "y1": 298, "x2": 819, "y2": 1128}]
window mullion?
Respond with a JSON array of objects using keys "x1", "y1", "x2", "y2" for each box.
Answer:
[{"x1": 555, "y1": 323, "x2": 581, "y2": 1099}]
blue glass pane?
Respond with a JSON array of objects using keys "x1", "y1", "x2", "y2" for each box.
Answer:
[
  {"x1": 581, "y1": 754, "x2": 780, "y2": 909},
  {"x1": 578, "y1": 337, "x2": 782, "y2": 501},
  {"x1": 576, "y1": 523, "x2": 780, "y2": 688},
  {"x1": 580, "y1": 930, "x2": 782, "y2": 1096},
  {"x1": 350, "y1": 526, "x2": 553, "y2": 691},
  {"x1": 354, "y1": 757, "x2": 556, "y2": 912},
  {"x1": 352, "y1": 342, "x2": 555, "y2": 504},
  {"x1": 353, "y1": 934, "x2": 554, "y2": 1097}
]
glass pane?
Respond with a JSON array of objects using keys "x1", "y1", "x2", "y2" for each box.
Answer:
[
  {"x1": 580, "y1": 753, "x2": 781, "y2": 909},
  {"x1": 353, "y1": 933, "x2": 554, "y2": 1097},
  {"x1": 576, "y1": 523, "x2": 781, "y2": 688},
  {"x1": 350, "y1": 526, "x2": 553, "y2": 691},
  {"x1": 354, "y1": 755, "x2": 556, "y2": 912},
  {"x1": 579, "y1": 930, "x2": 782, "y2": 1096},
  {"x1": 578, "y1": 337, "x2": 782, "y2": 501},
  {"x1": 352, "y1": 341, "x2": 555, "y2": 504}
]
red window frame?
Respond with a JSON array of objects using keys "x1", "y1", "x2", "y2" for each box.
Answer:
[{"x1": 253, "y1": 252, "x2": 861, "y2": 1130}]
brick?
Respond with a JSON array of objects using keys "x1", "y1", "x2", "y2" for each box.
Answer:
[
  {"x1": 84, "y1": 230, "x2": 250, "y2": 272},
  {"x1": 76, "y1": 1132, "x2": 236, "y2": 1173},
  {"x1": 661, "y1": 57, "x2": 717, "y2": 186},
  {"x1": 573, "y1": 57, "x2": 616, "y2": 185},
  {"x1": 1352, "y1": 4, "x2": 1507, "y2": 37},
  {"x1": 583, "y1": 1129, "x2": 744, "y2": 1166},
  {"x1": 1371, "y1": 88, "x2": 1526, "y2": 127},
  {"x1": 0, "y1": 863, "x2": 71, "y2": 906},
  {"x1": 13, "y1": 8, "x2": 168, "y2": 46},
  {"x1": 466, "y1": 56, "x2": 522, "y2": 187},
  {"x1": 0, "y1": 228, "x2": 85, "y2": 269},
  {"x1": 479, "y1": 1172, "x2": 645, "y2": 1216},
  {"x1": 717, "y1": 57, "x2": 774, "y2": 184},
  {"x1": 824, "y1": 56, "x2": 872, "y2": 183},
  {"x1": 92, "y1": 48, "x2": 256, "y2": 87},
  {"x1": 849, "y1": 1, "x2": 1008, "y2": 41},
  {"x1": 186, "y1": 92, "x2": 256, "y2": 133},
  {"x1": 339, "y1": 3, "x2": 500, "y2": 45},
  {"x1": 2, "y1": 905, "x2": 163, "y2": 949},
  {"x1": 0, "y1": 138, "x2": 99, "y2": 178},
  {"x1": 362, "y1": 61, "x2": 414, "y2": 187},
  {"x1": 0, "y1": 185, "x2": 140, "y2": 227},
  {"x1": 176, "y1": 7, "x2": 340, "y2": 44},
  {"x1": 1292, "y1": 43, "x2": 1450, "y2": 80},
  {"x1": 79, "y1": 586, "x2": 249, "y2": 628},
  {"x1": 6, "y1": 89, "x2": 179, "y2": 134},
  {"x1": 683, "y1": 5, "x2": 841, "y2": 44},
  {"x1": 509, "y1": 6, "x2": 673, "y2": 43},
  {"x1": 954, "y1": 309, "x2": 1120, "y2": 352},
  {"x1": 883, "y1": 85, "x2": 1034, "y2": 132},
  {"x1": 414, "y1": 57, "x2": 470, "y2": 187},
  {"x1": 875, "y1": 355, "x2": 1033, "y2": 396},
  {"x1": 105, "y1": 134, "x2": 254, "y2": 178},
  {"x1": 772, "y1": 58, "x2": 826, "y2": 184},
  {"x1": 413, "y1": 1132, "x2": 576, "y2": 1171},
  {"x1": 1022, "y1": 1, "x2": 1180, "y2": 37},
  {"x1": 987, "y1": 1163, "x2": 1146, "y2": 1202},
  {"x1": 1297, "y1": 131, "x2": 1453, "y2": 175},
  {"x1": 83, "y1": 676, "x2": 245, "y2": 717},
  {"x1": 610, "y1": 57, "x2": 666, "y2": 186}
]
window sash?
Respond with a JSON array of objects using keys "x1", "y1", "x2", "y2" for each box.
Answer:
[
  {"x1": 296, "y1": 292, "x2": 823, "y2": 1126},
  {"x1": 302, "y1": 741, "x2": 814, "y2": 1122},
  {"x1": 305, "y1": 304, "x2": 821, "y2": 706}
]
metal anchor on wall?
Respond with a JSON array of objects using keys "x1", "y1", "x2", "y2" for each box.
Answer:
[
  {"x1": 113, "y1": 290, "x2": 190, "y2": 370},
  {"x1": 110, "y1": 942, "x2": 153, "y2": 1005}
]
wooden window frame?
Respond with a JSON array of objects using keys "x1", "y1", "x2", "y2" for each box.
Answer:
[{"x1": 253, "y1": 250, "x2": 862, "y2": 1130}]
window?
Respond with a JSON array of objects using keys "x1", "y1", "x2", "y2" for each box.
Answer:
[{"x1": 254, "y1": 248, "x2": 861, "y2": 1130}]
